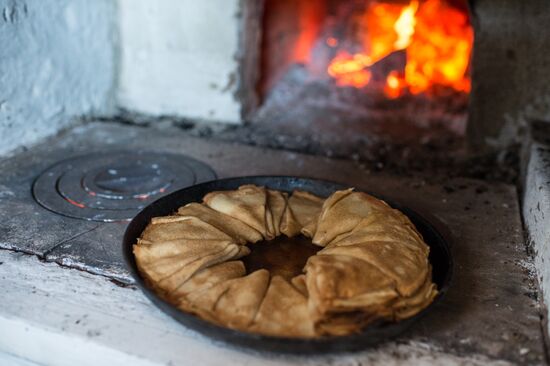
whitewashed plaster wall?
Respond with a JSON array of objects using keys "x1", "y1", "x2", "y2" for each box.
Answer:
[
  {"x1": 0, "y1": 0, "x2": 117, "y2": 156},
  {"x1": 117, "y1": 0, "x2": 243, "y2": 123},
  {"x1": 522, "y1": 135, "x2": 550, "y2": 341}
]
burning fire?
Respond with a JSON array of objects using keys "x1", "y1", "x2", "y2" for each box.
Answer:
[
  {"x1": 327, "y1": 0, "x2": 472, "y2": 97},
  {"x1": 393, "y1": 0, "x2": 418, "y2": 49}
]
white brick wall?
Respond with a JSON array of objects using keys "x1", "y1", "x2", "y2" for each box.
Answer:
[{"x1": 117, "y1": 0, "x2": 243, "y2": 124}]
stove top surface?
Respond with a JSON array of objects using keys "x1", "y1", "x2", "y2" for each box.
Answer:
[{"x1": 0, "y1": 121, "x2": 544, "y2": 364}]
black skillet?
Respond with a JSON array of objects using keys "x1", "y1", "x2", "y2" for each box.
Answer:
[{"x1": 122, "y1": 176, "x2": 453, "y2": 354}]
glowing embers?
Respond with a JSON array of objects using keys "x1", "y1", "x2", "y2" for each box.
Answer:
[
  {"x1": 326, "y1": 0, "x2": 472, "y2": 97},
  {"x1": 384, "y1": 70, "x2": 407, "y2": 99},
  {"x1": 327, "y1": 52, "x2": 373, "y2": 88}
]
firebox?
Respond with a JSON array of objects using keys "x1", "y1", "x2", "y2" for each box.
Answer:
[
  {"x1": 228, "y1": 0, "x2": 474, "y2": 165},
  {"x1": 258, "y1": 0, "x2": 472, "y2": 138},
  {"x1": 230, "y1": 0, "x2": 550, "y2": 156}
]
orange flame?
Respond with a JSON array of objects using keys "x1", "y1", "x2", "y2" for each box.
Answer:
[
  {"x1": 394, "y1": 1, "x2": 418, "y2": 49},
  {"x1": 327, "y1": 0, "x2": 472, "y2": 96},
  {"x1": 404, "y1": 0, "x2": 472, "y2": 94}
]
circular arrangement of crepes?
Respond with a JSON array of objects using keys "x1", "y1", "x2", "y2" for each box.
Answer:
[{"x1": 133, "y1": 185, "x2": 437, "y2": 338}]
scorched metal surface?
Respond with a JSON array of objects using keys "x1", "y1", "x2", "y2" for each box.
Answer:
[{"x1": 33, "y1": 150, "x2": 216, "y2": 222}]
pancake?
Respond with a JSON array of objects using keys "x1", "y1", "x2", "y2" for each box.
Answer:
[
  {"x1": 281, "y1": 190, "x2": 324, "y2": 238},
  {"x1": 135, "y1": 239, "x2": 249, "y2": 295},
  {"x1": 305, "y1": 254, "x2": 398, "y2": 317},
  {"x1": 319, "y1": 243, "x2": 429, "y2": 297},
  {"x1": 141, "y1": 215, "x2": 234, "y2": 242},
  {"x1": 313, "y1": 189, "x2": 391, "y2": 246},
  {"x1": 267, "y1": 189, "x2": 288, "y2": 237},
  {"x1": 181, "y1": 269, "x2": 270, "y2": 329},
  {"x1": 249, "y1": 276, "x2": 315, "y2": 337},
  {"x1": 177, "y1": 203, "x2": 263, "y2": 244},
  {"x1": 168, "y1": 260, "x2": 246, "y2": 303},
  {"x1": 203, "y1": 184, "x2": 270, "y2": 238}
]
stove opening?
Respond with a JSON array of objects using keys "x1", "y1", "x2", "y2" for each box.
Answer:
[{"x1": 255, "y1": 0, "x2": 473, "y2": 147}]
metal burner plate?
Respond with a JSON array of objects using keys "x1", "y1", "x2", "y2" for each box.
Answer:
[{"x1": 33, "y1": 151, "x2": 216, "y2": 222}]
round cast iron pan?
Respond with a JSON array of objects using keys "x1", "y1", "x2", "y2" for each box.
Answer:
[{"x1": 123, "y1": 176, "x2": 453, "y2": 354}]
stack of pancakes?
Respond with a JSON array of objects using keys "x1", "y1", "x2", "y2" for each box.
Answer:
[{"x1": 134, "y1": 185, "x2": 437, "y2": 338}]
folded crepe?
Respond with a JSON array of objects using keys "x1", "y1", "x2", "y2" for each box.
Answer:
[
  {"x1": 180, "y1": 269, "x2": 270, "y2": 330},
  {"x1": 328, "y1": 213, "x2": 428, "y2": 256},
  {"x1": 281, "y1": 190, "x2": 324, "y2": 238},
  {"x1": 313, "y1": 189, "x2": 392, "y2": 246},
  {"x1": 304, "y1": 254, "x2": 398, "y2": 318},
  {"x1": 391, "y1": 267, "x2": 438, "y2": 320},
  {"x1": 290, "y1": 274, "x2": 308, "y2": 297},
  {"x1": 177, "y1": 202, "x2": 263, "y2": 244},
  {"x1": 168, "y1": 260, "x2": 246, "y2": 303},
  {"x1": 267, "y1": 190, "x2": 288, "y2": 237},
  {"x1": 249, "y1": 276, "x2": 315, "y2": 337},
  {"x1": 319, "y1": 243, "x2": 429, "y2": 297},
  {"x1": 203, "y1": 185, "x2": 270, "y2": 239},
  {"x1": 304, "y1": 252, "x2": 397, "y2": 337},
  {"x1": 141, "y1": 215, "x2": 234, "y2": 242},
  {"x1": 265, "y1": 203, "x2": 275, "y2": 240},
  {"x1": 134, "y1": 239, "x2": 249, "y2": 295}
]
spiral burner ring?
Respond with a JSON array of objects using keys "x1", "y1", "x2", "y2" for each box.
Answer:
[{"x1": 33, "y1": 151, "x2": 216, "y2": 222}]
